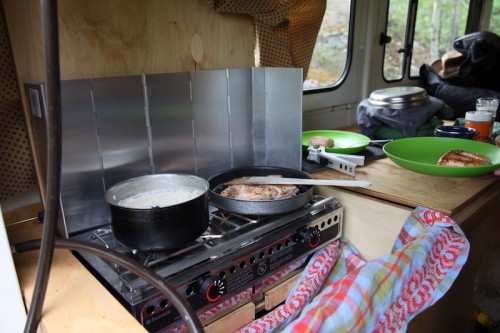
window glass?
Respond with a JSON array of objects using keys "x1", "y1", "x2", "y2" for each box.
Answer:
[
  {"x1": 410, "y1": 0, "x2": 469, "y2": 77},
  {"x1": 304, "y1": 0, "x2": 352, "y2": 90},
  {"x1": 490, "y1": 0, "x2": 500, "y2": 34},
  {"x1": 383, "y1": 0, "x2": 409, "y2": 81}
]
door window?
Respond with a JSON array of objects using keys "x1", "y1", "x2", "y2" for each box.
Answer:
[
  {"x1": 489, "y1": 0, "x2": 500, "y2": 33},
  {"x1": 410, "y1": 0, "x2": 470, "y2": 77},
  {"x1": 382, "y1": 0, "x2": 410, "y2": 81},
  {"x1": 383, "y1": 0, "x2": 471, "y2": 81}
]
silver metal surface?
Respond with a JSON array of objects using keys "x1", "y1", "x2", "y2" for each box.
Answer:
[
  {"x1": 146, "y1": 72, "x2": 195, "y2": 174},
  {"x1": 59, "y1": 79, "x2": 107, "y2": 236},
  {"x1": 191, "y1": 70, "x2": 232, "y2": 178},
  {"x1": 254, "y1": 68, "x2": 303, "y2": 167},
  {"x1": 92, "y1": 75, "x2": 151, "y2": 189},
  {"x1": 33, "y1": 68, "x2": 303, "y2": 236},
  {"x1": 369, "y1": 86, "x2": 429, "y2": 109},
  {"x1": 368, "y1": 97, "x2": 430, "y2": 109},
  {"x1": 369, "y1": 86, "x2": 426, "y2": 102},
  {"x1": 226, "y1": 69, "x2": 254, "y2": 169}
]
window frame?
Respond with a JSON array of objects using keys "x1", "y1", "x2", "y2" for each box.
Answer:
[
  {"x1": 303, "y1": 0, "x2": 357, "y2": 95},
  {"x1": 382, "y1": 0, "x2": 418, "y2": 82}
]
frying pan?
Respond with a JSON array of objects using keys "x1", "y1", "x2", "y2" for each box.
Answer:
[{"x1": 208, "y1": 166, "x2": 313, "y2": 215}]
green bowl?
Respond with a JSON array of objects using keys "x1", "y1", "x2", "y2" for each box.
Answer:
[
  {"x1": 383, "y1": 137, "x2": 500, "y2": 177},
  {"x1": 302, "y1": 130, "x2": 371, "y2": 154}
]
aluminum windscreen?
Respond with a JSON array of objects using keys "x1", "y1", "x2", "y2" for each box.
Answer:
[{"x1": 30, "y1": 67, "x2": 303, "y2": 236}]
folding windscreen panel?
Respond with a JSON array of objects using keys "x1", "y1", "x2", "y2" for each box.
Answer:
[{"x1": 28, "y1": 67, "x2": 303, "y2": 236}]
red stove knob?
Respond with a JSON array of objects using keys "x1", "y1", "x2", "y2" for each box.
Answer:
[
  {"x1": 298, "y1": 227, "x2": 321, "y2": 248},
  {"x1": 200, "y1": 277, "x2": 226, "y2": 303}
]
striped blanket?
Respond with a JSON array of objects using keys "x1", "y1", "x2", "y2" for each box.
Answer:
[{"x1": 236, "y1": 206, "x2": 470, "y2": 333}]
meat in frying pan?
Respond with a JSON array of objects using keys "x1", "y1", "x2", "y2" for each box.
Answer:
[{"x1": 220, "y1": 175, "x2": 299, "y2": 200}]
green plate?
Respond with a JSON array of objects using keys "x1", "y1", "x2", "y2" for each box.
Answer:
[
  {"x1": 383, "y1": 137, "x2": 500, "y2": 177},
  {"x1": 302, "y1": 130, "x2": 371, "y2": 154}
]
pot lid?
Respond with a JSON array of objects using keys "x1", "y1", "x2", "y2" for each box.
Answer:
[{"x1": 369, "y1": 86, "x2": 429, "y2": 109}]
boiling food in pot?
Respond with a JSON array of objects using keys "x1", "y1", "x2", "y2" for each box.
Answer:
[{"x1": 118, "y1": 188, "x2": 204, "y2": 209}]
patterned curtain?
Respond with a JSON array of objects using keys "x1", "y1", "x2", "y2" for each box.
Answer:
[
  {"x1": 200, "y1": 0, "x2": 327, "y2": 79},
  {"x1": 0, "y1": 4, "x2": 37, "y2": 202}
]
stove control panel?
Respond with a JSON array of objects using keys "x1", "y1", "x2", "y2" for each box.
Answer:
[
  {"x1": 200, "y1": 276, "x2": 226, "y2": 303},
  {"x1": 140, "y1": 204, "x2": 343, "y2": 332},
  {"x1": 297, "y1": 226, "x2": 322, "y2": 248}
]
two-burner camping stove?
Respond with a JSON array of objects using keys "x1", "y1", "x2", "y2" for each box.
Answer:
[{"x1": 72, "y1": 195, "x2": 343, "y2": 332}]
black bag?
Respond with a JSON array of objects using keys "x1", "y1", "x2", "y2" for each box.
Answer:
[
  {"x1": 419, "y1": 32, "x2": 500, "y2": 119},
  {"x1": 447, "y1": 31, "x2": 500, "y2": 90}
]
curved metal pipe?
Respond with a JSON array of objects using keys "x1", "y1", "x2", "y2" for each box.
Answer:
[{"x1": 23, "y1": 0, "x2": 61, "y2": 332}]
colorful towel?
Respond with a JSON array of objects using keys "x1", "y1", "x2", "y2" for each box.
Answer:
[{"x1": 237, "y1": 206, "x2": 470, "y2": 333}]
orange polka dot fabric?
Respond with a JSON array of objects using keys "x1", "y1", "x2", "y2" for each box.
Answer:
[
  {"x1": 200, "y1": 0, "x2": 326, "y2": 79},
  {"x1": 0, "y1": 5, "x2": 37, "y2": 202}
]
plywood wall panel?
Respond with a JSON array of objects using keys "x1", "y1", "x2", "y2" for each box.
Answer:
[
  {"x1": 2, "y1": 0, "x2": 45, "y2": 84},
  {"x1": 3, "y1": 0, "x2": 255, "y2": 81},
  {"x1": 2, "y1": 0, "x2": 255, "y2": 203}
]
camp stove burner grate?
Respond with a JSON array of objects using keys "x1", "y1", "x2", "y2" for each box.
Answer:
[{"x1": 72, "y1": 195, "x2": 343, "y2": 332}]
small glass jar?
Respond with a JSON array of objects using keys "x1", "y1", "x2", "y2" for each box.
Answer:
[
  {"x1": 476, "y1": 97, "x2": 499, "y2": 120},
  {"x1": 465, "y1": 111, "x2": 493, "y2": 143}
]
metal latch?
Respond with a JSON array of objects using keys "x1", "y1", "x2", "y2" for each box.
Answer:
[{"x1": 307, "y1": 146, "x2": 365, "y2": 176}]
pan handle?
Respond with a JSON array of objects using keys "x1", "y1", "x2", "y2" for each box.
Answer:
[{"x1": 226, "y1": 177, "x2": 371, "y2": 188}]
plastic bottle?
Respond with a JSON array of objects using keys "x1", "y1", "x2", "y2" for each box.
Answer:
[{"x1": 465, "y1": 111, "x2": 493, "y2": 143}]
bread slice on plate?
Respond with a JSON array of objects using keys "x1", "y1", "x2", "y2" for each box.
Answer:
[{"x1": 308, "y1": 136, "x2": 334, "y2": 148}]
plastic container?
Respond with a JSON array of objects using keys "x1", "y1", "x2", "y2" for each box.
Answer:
[{"x1": 465, "y1": 111, "x2": 493, "y2": 143}]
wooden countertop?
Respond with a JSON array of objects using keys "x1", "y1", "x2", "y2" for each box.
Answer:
[
  {"x1": 4, "y1": 203, "x2": 146, "y2": 332},
  {"x1": 311, "y1": 156, "x2": 498, "y2": 216},
  {"x1": 315, "y1": 123, "x2": 500, "y2": 216},
  {"x1": 15, "y1": 249, "x2": 148, "y2": 332}
]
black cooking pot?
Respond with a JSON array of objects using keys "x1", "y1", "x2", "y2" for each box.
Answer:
[
  {"x1": 105, "y1": 174, "x2": 209, "y2": 251},
  {"x1": 208, "y1": 166, "x2": 313, "y2": 215}
]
